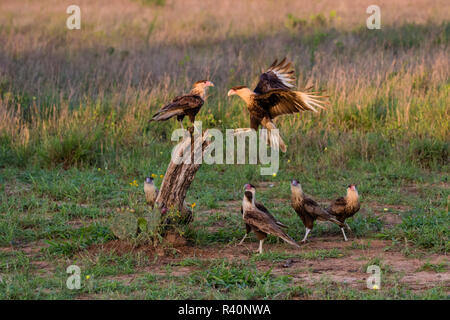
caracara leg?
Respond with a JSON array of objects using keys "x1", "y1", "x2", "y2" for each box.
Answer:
[
  {"x1": 258, "y1": 239, "x2": 264, "y2": 254},
  {"x1": 238, "y1": 233, "x2": 248, "y2": 245},
  {"x1": 345, "y1": 222, "x2": 352, "y2": 231},
  {"x1": 341, "y1": 228, "x2": 348, "y2": 241},
  {"x1": 261, "y1": 119, "x2": 287, "y2": 153},
  {"x1": 301, "y1": 228, "x2": 311, "y2": 243},
  {"x1": 179, "y1": 120, "x2": 184, "y2": 130}
]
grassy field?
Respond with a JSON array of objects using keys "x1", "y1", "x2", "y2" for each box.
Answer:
[{"x1": 0, "y1": 0, "x2": 449, "y2": 299}]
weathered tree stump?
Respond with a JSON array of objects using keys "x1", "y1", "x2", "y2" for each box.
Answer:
[{"x1": 155, "y1": 129, "x2": 211, "y2": 226}]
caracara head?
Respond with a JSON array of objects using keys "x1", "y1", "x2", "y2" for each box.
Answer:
[
  {"x1": 193, "y1": 80, "x2": 214, "y2": 90},
  {"x1": 191, "y1": 80, "x2": 214, "y2": 98},
  {"x1": 290, "y1": 179, "x2": 304, "y2": 197},
  {"x1": 347, "y1": 184, "x2": 358, "y2": 195},
  {"x1": 145, "y1": 177, "x2": 153, "y2": 184},
  {"x1": 228, "y1": 86, "x2": 253, "y2": 103},
  {"x1": 243, "y1": 183, "x2": 256, "y2": 201}
]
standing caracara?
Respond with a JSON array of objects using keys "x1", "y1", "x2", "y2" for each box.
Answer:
[
  {"x1": 144, "y1": 177, "x2": 158, "y2": 209},
  {"x1": 326, "y1": 184, "x2": 360, "y2": 241},
  {"x1": 150, "y1": 80, "x2": 214, "y2": 129},
  {"x1": 227, "y1": 58, "x2": 328, "y2": 152},
  {"x1": 240, "y1": 184, "x2": 300, "y2": 253},
  {"x1": 290, "y1": 180, "x2": 346, "y2": 243}
]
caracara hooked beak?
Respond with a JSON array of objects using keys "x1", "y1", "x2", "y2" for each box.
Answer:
[
  {"x1": 145, "y1": 177, "x2": 153, "y2": 184},
  {"x1": 348, "y1": 184, "x2": 357, "y2": 192}
]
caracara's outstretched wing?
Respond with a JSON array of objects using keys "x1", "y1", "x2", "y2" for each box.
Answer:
[
  {"x1": 151, "y1": 94, "x2": 203, "y2": 121},
  {"x1": 254, "y1": 89, "x2": 328, "y2": 118},
  {"x1": 254, "y1": 58, "x2": 296, "y2": 94},
  {"x1": 244, "y1": 209, "x2": 300, "y2": 248},
  {"x1": 304, "y1": 198, "x2": 344, "y2": 227}
]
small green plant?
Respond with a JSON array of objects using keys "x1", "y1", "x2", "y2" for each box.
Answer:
[{"x1": 417, "y1": 261, "x2": 448, "y2": 273}]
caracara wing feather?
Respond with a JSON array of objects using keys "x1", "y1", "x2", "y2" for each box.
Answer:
[
  {"x1": 255, "y1": 202, "x2": 288, "y2": 229},
  {"x1": 254, "y1": 90, "x2": 327, "y2": 118},
  {"x1": 327, "y1": 197, "x2": 347, "y2": 217},
  {"x1": 151, "y1": 95, "x2": 203, "y2": 121},
  {"x1": 244, "y1": 209, "x2": 299, "y2": 248},
  {"x1": 241, "y1": 203, "x2": 288, "y2": 229},
  {"x1": 254, "y1": 58, "x2": 296, "y2": 94},
  {"x1": 303, "y1": 198, "x2": 344, "y2": 226}
]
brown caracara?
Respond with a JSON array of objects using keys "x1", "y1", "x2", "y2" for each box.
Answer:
[
  {"x1": 326, "y1": 184, "x2": 360, "y2": 241},
  {"x1": 144, "y1": 177, "x2": 158, "y2": 209},
  {"x1": 227, "y1": 58, "x2": 328, "y2": 152},
  {"x1": 240, "y1": 184, "x2": 300, "y2": 253},
  {"x1": 150, "y1": 80, "x2": 214, "y2": 129},
  {"x1": 290, "y1": 180, "x2": 346, "y2": 243}
]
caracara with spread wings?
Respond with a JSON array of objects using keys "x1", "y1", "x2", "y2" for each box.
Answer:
[
  {"x1": 228, "y1": 58, "x2": 328, "y2": 152},
  {"x1": 326, "y1": 184, "x2": 361, "y2": 241},
  {"x1": 150, "y1": 80, "x2": 214, "y2": 129},
  {"x1": 240, "y1": 184, "x2": 300, "y2": 253},
  {"x1": 290, "y1": 180, "x2": 346, "y2": 243}
]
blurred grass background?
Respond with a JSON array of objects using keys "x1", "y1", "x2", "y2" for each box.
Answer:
[{"x1": 0, "y1": 0, "x2": 448, "y2": 172}]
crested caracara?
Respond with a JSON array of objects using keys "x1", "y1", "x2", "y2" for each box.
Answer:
[
  {"x1": 227, "y1": 58, "x2": 328, "y2": 152},
  {"x1": 241, "y1": 184, "x2": 300, "y2": 253},
  {"x1": 326, "y1": 184, "x2": 360, "y2": 241},
  {"x1": 144, "y1": 177, "x2": 158, "y2": 209},
  {"x1": 150, "y1": 80, "x2": 214, "y2": 129},
  {"x1": 290, "y1": 180, "x2": 346, "y2": 243}
]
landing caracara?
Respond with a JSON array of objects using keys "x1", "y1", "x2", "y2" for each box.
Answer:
[
  {"x1": 326, "y1": 184, "x2": 361, "y2": 241},
  {"x1": 240, "y1": 184, "x2": 300, "y2": 253},
  {"x1": 227, "y1": 58, "x2": 328, "y2": 152},
  {"x1": 290, "y1": 180, "x2": 346, "y2": 243},
  {"x1": 150, "y1": 80, "x2": 214, "y2": 129}
]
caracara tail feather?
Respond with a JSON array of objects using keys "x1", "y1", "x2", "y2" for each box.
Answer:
[
  {"x1": 278, "y1": 232, "x2": 301, "y2": 249},
  {"x1": 151, "y1": 109, "x2": 184, "y2": 121},
  {"x1": 244, "y1": 209, "x2": 300, "y2": 249}
]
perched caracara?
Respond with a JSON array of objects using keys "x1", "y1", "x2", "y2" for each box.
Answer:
[
  {"x1": 326, "y1": 184, "x2": 360, "y2": 241},
  {"x1": 240, "y1": 184, "x2": 300, "y2": 253},
  {"x1": 227, "y1": 58, "x2": 328, "y2": 152},
  {"x1": 290, "y1": 180, "x2": 346, "y2": 243},
  {"x1": 144, "y1": 177, "x2": 158, "y2": 209},
  {"x1": 150, "y1": 80, "x2": 214, "y2": 129}
]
